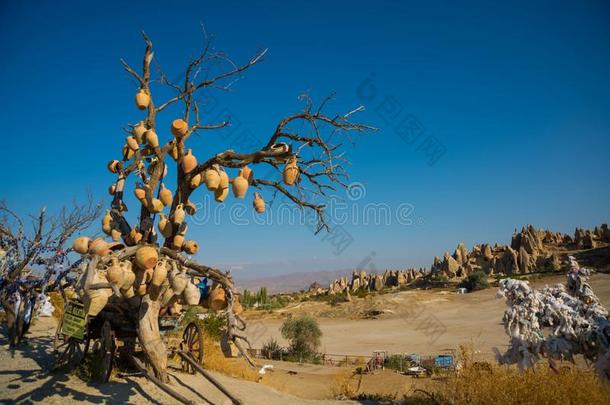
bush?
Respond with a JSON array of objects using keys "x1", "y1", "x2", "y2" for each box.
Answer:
[
  {"x1": 280, "y1": 315, "x2": 322, "y2": 360},
  {"x1": 261, "y1": 338, "x2": 283, "y2": 359},
  {"x1": 179, "y1": 307, "x2": 225, "y2": 342},
  {"x1": 459, "y1": 270, "x2": 489, "y2": 292}
]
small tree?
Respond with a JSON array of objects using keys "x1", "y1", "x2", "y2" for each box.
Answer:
[
  {"x1": 280, "y1": 315, "x2": 322, "y2": 359},
  {"x1": 459, "y1": 270, "x2": 489, "y2": 292}
]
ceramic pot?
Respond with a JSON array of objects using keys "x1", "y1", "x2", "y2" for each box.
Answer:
[
  {"x1": 135, "y1": 89, "x2": 150, "y2": 110},
  {"x1": 232, "y1": 172, "x2": 248, "y2": 198},
  {"x1": 159, "y1": 184, "x2": 172, "y2": 206},
  {"x1": 283, "y1": 155, "x2": 299, "y2": 185},
  {"x1": 72, "y1": 236, "x2": 90, "y2": 254},
  {"x1": 171, "y1": 119, "x2": 188, "y2": 138},
  {"x1": 181, "y1": 149, "x2": 197, "y2": 173},
  {"x1": 182, "y1": 240, "x2": 199, "y2": 255},
  {"x1": 253, "y1": 192, "x2": 265, "y2": 213},
  {"x1": 135, "y1": 246, "x2": 158, "y2": 269}
]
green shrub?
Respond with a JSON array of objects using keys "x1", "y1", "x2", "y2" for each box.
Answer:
[
  {"x1": 459, "y1": 270, "x2": 489, "y2": 292},
  {"x1": 280, "y1": 315, "x2": 322, "y2": 359}
]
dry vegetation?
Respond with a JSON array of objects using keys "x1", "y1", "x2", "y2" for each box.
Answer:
[
  {"x1": 329, "y1": 345, "x2": 610, "y2": 404},
  {"x1": 199, "y1": 336, "x2": 259, "y2": 381}
]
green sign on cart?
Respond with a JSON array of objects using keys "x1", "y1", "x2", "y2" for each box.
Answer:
[{"x1": 61, "y1": 301, "x2": 87, "y2": 340}]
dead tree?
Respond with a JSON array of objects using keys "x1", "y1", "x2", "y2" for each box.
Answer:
[
  {"x1": 74, "y1": 31, "x2": 375, "y2": 381},
  {"x1": 0, "y1": 198, "x2": 100, "y2": 346}
]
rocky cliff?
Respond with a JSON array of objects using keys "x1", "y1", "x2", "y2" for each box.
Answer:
[{"x1": 309, "y1": 223, "x2": 610, "y2": 296}]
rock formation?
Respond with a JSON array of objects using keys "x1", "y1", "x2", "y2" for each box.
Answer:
[{"x1": 311, "y1": 223, "x2": 609, "y2": 296}]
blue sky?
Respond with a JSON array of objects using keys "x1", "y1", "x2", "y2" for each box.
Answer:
[{"x1": 1, "y1": 1, "x2": 609, "y2": 279}]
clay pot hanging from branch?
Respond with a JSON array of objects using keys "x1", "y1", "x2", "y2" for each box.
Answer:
[
  {"x1": 122, "y1": 145, "x2": 134, "y2": 160},
  {"x1": 133, "y1": 122, "x2": 147, "y2": 143},
  {"x1": 190, "y1": 173, "x2": 202, "y2": 189},
  {"x1": 253, "y1": 192, "x2": 265, "y2": 213},
  {"x1": 145, "y1": 129, "x2": 159, "y2": 148},
  {"x1": 283, "y1": 155, "x2": 299, "y2": 185},
  {"x1": 126, "y1": 135, "x2": 139, "y2": 151},
  {"x1": 181, "y1": 149, "x2": 197, "y2": 174},
  {"x1": 215, "y1": 169, "x2": 229, "y2": 202},
  {"x1": 135, "y1": 89, "x2": 150, "y2": 110},
  {"x1": 159, "y1": 184, "x2": 172, "y2": 206},
  {"x1": 89, "y1": 238, "x2": 111, "y2": 256},
  {"x1": 73, "y1": 236, "x2": 91, "y2": 254},
  {"x1": 158, "y1": 214, "x2": 173, "y2": 238},
  {"x1": 102, "y1": 210, "x2": 112, "y2": 235},
  {"x1": 232, "y1": 170, "x2": 249, "y2": 199},
  {"x1": 173, "y1": 203, "x2": 185, "y2": 225},
  {"x1": 135, "y1": 245, "x2": 158, "y2": 270},
  {"x1": 107, "y1": 160, "x2": 120, "y2": 174},
  {"x1": 185, "y1": 200, "x2": 197, "y2": 215},
  {"x1": 183, "y1": 240, "x2": 199, "y2": 255},
  {"x1": 205, "y1": 165, "x2": 221, "y2": 191},
  {"x1": 171, "y1": 119, "x2": 188, "y2": 139}
]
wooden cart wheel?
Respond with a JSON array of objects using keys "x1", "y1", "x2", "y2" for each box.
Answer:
[
  {"x1": 181, "y1": 322, "x2": 204, "y2": 374},
  {"x1": 91, "y1": 320, "x2": 116, "y2": 382},
  {"x1": 53, "y1": 336, "x2": 89, "y2": 372}
]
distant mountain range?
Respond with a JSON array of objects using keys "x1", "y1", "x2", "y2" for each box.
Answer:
[{"x1": 234, "y1": 268, "x2": 352, "y2": 294}]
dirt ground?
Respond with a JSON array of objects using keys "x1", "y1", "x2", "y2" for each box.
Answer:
[
  {"x1": 245, "y1": 274, "x2": 610, "y2": 359},
  {"x1": 0, "y1": 317, "x2": 360, "y2": 404},
  {"x1": 1, "y1": 273, "x2": 609, "y2": 404}
]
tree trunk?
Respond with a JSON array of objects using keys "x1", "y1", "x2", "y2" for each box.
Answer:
[
  {"x1": 137, "y1": 294, "x2": 168, "y2": 382},
  {"x1": 1, "y1": 293, "x2": 19, "y2": 347}
]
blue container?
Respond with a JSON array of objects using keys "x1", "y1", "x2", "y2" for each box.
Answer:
[{"x1": 434, "y1": 355, "x2": 453, "y2": 368}]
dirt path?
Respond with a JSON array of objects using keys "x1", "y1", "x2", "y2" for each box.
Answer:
[
  {"x1": 246, "y1": 274, "x2": 610, "y2": 359},
  {"x1": 0, "y1": 317, "x2": 357, "y2": 404}
]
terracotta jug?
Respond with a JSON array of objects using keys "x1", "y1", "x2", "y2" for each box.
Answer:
[
  {"x1": 133, "y1": 122, "x2": 147, "y2": 143},
  {"x1": 135, "y1": 245, "x2": 158, "y2": 269},
  {"x1": 253, "y1": 192, "x2": 265, "y2": 213},
  {"x1": 111, "y1": 228, "x2": 122, "y2": 242},
  {"x1": 158, "y1": 214, "x2": 173, "y2": 238},
  {"x1": 205, "y1": 166, "x2": 221, "y2": 190},
  {"x1": 171, "y1": 119, "x2": 188, "y2": 138},
  {"x1": 106, "y1": 257, "x2": 124, "y2": 285},
  {"x1": 107, "y1": 160, "x2": 120, "y2": 174},
  {"x1": 126, "y1": 136, "x2": 139, "y2": 151},
  {"x1": 185, "y1": 200, "x2": 197, "y2": 215},
  {"x1": 120, "y1": 260, "x2": 135, "y2": 290},
  {"x1": 173, "y1": 203, "x2": 185, "y2": 224},
  {"x1": 134, "y1": 188, "x2": 146, "y2": 201},
  {"x1": 181, "y1": 149, "x2": 197, "y2": 173},
  {"x1": 172, "y1": 234, "x2": 185, "y2": 250},
  {"x1": 159, "y1": 184, "x2": 172, "y2": 206},
  {"x1": 183, "y1": 240, "x2": 199, "y2": 255},
  {"x1": 190, "y1": 173, "x2": 202, "y2": 189},
  {"x1": 241, "y1": 165, "x2": 253, "y2": 184},
  {"x1": 122, "y1": 145, "x2": 134, "y2": 160},
  {"x1": 183, "y1": 281, "x2": 201, "y2": 306},
  {"x1": 215, "y1": 186, "x2": 229, "y2": 202},
  {"x1": 145, "y1": 129, "x2": 159, "y2": 148},
  {"x1": 151, "y1": 259, "x2": 168, "y2": 287},
  {"x1": 283, "y1": 155, "x2": 299, "y2": 185},
  {"x1": 149, "y1": 198, "x2": 164, "y2": 213},
  {"x1": 89, "y1": 238, "x2": 110, "y2": 256},
  {"x1": 169, "y1": 263, "x2": 189, "y2": 295},
  {"x1": 135, "y1": 89, "x2": 150, "y2": 110},
  {"x1": 72, "y1": 236, "x2": 90, "y2": 254},
  {"x1": 209, "y1": 286, "x2": 227, "y2": 311},
  {"x1": 232, "y1": 171, "x2": 248, "y2": 199}
]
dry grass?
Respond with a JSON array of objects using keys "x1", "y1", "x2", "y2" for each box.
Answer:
[
  {"x1": 48, "y1": 291, "x2": 65, "y2": 319},
  {"x1": 201, "y1": 335, "x2": 259, "y2": 381},
  {"x1": 433, "y1": 345, "x2": 610, "y2": 405},
  {"x1": 331, "y1": 368, "x2": 360, "y2": 399}
]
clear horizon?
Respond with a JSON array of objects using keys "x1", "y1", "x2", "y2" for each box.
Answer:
[{"x1": 1, "y1": 0, "x2": 609, "y2": 278}]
